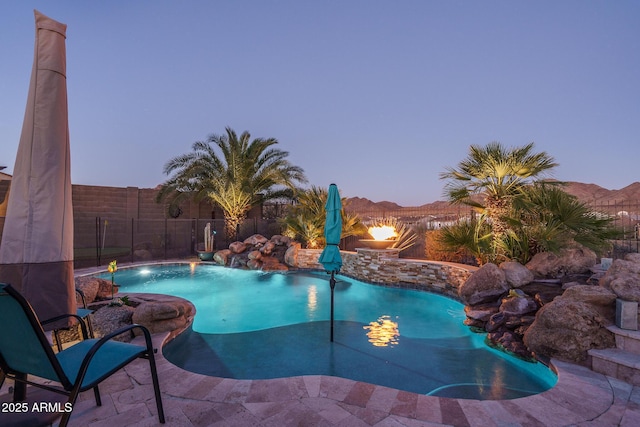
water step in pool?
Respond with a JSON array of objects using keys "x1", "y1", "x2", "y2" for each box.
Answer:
[{"x1": 589, "y1": 325, "x2": 640, "y2": 386}]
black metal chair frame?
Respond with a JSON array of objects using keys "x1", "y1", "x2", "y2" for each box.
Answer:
[{"x1": 53, "y1": 288, "x2": 95, "y2": 352}]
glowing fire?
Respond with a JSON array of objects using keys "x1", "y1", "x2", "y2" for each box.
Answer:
[{"x1": 368, "y1": 225, "x2": 397, "y2": 241}]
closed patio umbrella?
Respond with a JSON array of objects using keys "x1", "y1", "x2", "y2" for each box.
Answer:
[
  {"x1": 0, "y1": 10, "x2": 76, "y2": 327},
  {"x1": 318, "y1": 183, "x2": 342, "y2": 342}
]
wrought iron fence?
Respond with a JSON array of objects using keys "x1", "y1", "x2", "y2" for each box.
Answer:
[
  {"x1": 0, "y1": 199, "x2": 638, "y2": 268},
  {"x1": 74, "y1": 217, "x2": 286, "y2": 268}
]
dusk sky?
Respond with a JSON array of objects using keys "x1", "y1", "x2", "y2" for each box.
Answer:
[{"x1": 1, "y1": 1, "x2": 638, "y2": 206}]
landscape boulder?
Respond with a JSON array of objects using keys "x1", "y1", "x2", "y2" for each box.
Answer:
[
  {"x1": 271, "y1": 234, "x2": 292, "y2": 246},
  {"x1": 458, "y1": 263, "x2": 509, "y2": 306},
  {"x1": 75, "y1": 276, "x2": 99, "y2": 303},
  {"x1": 75, "y1": 276, "x2": 118, "y2": 302},
  {"x1": 500, "y1": 261, "x2": 534, "y2": 288},
  {"x1": 260, "y1": 241, "x2": 276, "y2": 255},
  {"x1": 92, "y1": 305, "x2": 136, "y2": 342},
  {"x1": 526, "y1": 245, "x2": 597, "y2": 278},
  {"x1": 284, "y1": 242, "x2": 301, "y2": 267},
  {"x1": 132, "y1": 300, "x2": 193, "y2": 334},
  {"x1": 561, "y1": 285, "x2": 616, "y2": 324},
  {"x1": 499, "y1": 291, "x2": 538, "y2": 316},
  {"x1": 599, "y1": 255, "x2": 640, "y2": 301},
  {"x1": 244, "y1": 234, "x2": 268, "y2": 246},
  {"x1": 229, "y1": 241, "x2": 248, "y2": 254},
  {"x1": 464, "y1": 302, "x2": 500, "y2": 323},
  {"x1": 214, "y1": 249, "x2": 232, "y2": 265},
  {"x1": 523, "y1": 297, "x2": 615, "y2": 362}
]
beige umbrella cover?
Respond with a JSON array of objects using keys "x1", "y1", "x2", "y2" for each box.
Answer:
[{"x1": 0, "y1": 10, "x2": 76, "y2": 326}]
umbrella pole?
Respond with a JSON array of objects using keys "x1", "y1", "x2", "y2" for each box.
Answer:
[{"x1": 330, "y1": 271, "x2": 336, "y2": 342}]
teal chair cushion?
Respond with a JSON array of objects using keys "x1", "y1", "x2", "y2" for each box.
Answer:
[{"x1": 56, "y1": 339, "x2": 146, "y2": 388}]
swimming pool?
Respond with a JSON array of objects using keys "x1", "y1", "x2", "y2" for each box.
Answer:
[{"x1": 99, "y1": 263, "x2": 557, "y2": 399}]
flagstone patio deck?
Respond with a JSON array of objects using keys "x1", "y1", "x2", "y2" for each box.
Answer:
[{"x1": 3, "y1": 330, "x2": 640, "y2": 426}]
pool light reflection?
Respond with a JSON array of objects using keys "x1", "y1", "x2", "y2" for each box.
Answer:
[
  {"x1": 363, "y1": 315, "x2": 399, "y2": 347},
  {"x1": 307, "y1": 285, "x2": 318, "y2": 316}
]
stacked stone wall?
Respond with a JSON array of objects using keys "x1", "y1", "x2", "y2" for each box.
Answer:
[
  {"x1": 297, "y1": 248, "x2": 475, "y2": 299},
  {"x1": 295, "y1": 249, "x2": 324, "y2": 269}
]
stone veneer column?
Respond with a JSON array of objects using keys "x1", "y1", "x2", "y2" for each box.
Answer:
[{"x1": 351, "y1": 248, "x2": 400, "y2": 284}]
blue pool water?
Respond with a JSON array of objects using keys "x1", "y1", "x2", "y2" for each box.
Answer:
[{"x1": 99, "y1": 264, "x2": 557, "y2": 399}]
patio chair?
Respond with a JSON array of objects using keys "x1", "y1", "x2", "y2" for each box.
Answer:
[
  {"x1": 0, "y1": 283, "x2": 165, "y2": 426},
  {"x1": 53, "y1": 288, "x2": 95, "y2": 352}
]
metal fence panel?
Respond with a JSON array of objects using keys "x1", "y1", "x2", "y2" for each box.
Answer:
[{"x1": 1, "y1": 199, "x2": 638, "y2": 268}]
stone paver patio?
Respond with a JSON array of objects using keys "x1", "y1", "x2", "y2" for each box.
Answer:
[{"x1": 3, "y1": 331, "x2": 640, "y2": 426}]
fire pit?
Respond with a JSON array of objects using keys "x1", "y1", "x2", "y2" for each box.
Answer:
[
  {"x1": 359, "y1": 225, "x2": 398, "y2": 249},
  {"x1": 358, "y1": 239, "x2": 398, "y2": 249}
]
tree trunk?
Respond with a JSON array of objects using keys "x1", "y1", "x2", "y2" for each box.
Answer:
[{"x1": 486, "y1": 196, "x2": 511, "y2": 262}]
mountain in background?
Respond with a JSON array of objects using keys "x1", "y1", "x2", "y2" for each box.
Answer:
[{"x1": 344, "y1": 181, "x2": 640, "y2": 214}]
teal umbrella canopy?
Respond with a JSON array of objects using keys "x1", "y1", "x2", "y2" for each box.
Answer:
[{"x1": 318, "y1": 184, "x2": 343, "y2": 272}]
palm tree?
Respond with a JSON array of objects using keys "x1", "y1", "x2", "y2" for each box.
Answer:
[
  {"x1": 157, "y1": 127, "x2": 307, "y2": 241},
  {"x1": 514, "y1": 183, "x2": 619, "y2": 257},
  {"x1": 440, "y1": 142, "x2": 557, "y2": 261},
  {"x1": 280, "y1": 186, "x2": 367, "y2": 248},
  {"x1": 436, "y1": 181, "x2": 620, "y2": 265}
]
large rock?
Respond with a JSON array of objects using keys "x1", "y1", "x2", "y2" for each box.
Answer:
[
  {"x1": 561, "y1": 285, "x2": 616, "y2": 324},
  {"x1": 499, "y1": 293, "x2": 538, "y2": 316},
  {"x1": 270, "y1": 235, "x2": 293, "y2": 246},
  {"x1": 132, "y1": 300, "x2": 193, "y2": 334},
  {"x1": 75, "y1": 276, "x2": 118, "y2": 301},
  {"x1": 247, "y1": 259, "x2": 262, "y2": 270},
  {"x1": 598, "y1": 255, "x2": 640, "y2": 323},
  {"x1": 229, "y1": 241, "x2": 248, "y2": 254},
  {"x1": 244, "y1": 234, "x2": 268, "y2": 246},
  {"x1": 609, "y1": 276, "x2": 640, "y2": 303},
  {"x1": 214, "y1": 249, "x2": 232, "y2": 265},
  {"x1": 92, "y1": 305, "x2": 135, "y2": 342},
  {"x1": 284, "y1": 242, "x2": 301, "y2": 266},
  {"x1": 500, "y1": 261, "x2": 534, "y2": 288},
  {"x1": 600, "y1": 257, "x2": 640, "y2": 291},
  {"x1": 526, "y1": 246, "x2": 597, "y2": 278},
  {"x1": 487, "y1": 330, "x2": 534, "y2": 360},
  {"x1": 75, "y1": 276, "x2": 99, "y2": 303},
  {"x1": 464, "y1": 302, "x2": 500, "y2": 322},
  {"x1": 261, "y1": 256, "x2": 289, "y2": 271},
  {"x1": 624, "y1": 253, "x2": 640, "y2": 264},
  {"x1": 458, "y1": 263, "x2": 509, "y2": 306},
  {"x1": 519, "y1": 282, "x2": 564, "y2": 306},
  {"x1": 260, "y1": 241, "x2": 276, "y2": 255},
  {"x1": 523, "y1": 298, "x2": 615, "y2": 362}
]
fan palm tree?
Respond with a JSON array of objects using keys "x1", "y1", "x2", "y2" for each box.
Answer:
[
  {"x1": 514, "y1": 182, "x2": 619, "y2": 257},
  {"x1": 440, "y1": 142, "x2": 557, "y2": 261},
  {"x1": 437, "y1": 182, "x2": 620, "y2": 265},
  {"x1": 280, "y1": 186, "x2": 367, "y2": 248},
  {"x1": 157, "y1": 127, "x2": 307, "y2": 241}
]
